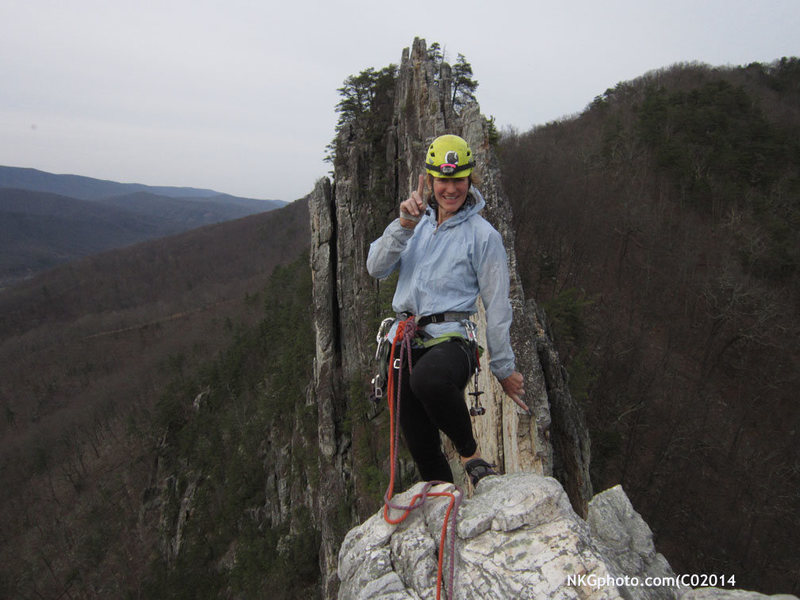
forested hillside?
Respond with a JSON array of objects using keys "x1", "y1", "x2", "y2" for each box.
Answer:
[
  {"x1": 0, "y1": 199, "x2": 310, "y2": 598},
  {"x1": 499, "y1": 58, "x2": 799, "y2": 593}
]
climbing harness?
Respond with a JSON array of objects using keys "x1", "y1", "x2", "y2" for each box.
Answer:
[
  {"x1": 381, "y1": 315, "x2": 464, "y2": 600},
  {"x1": 371, "y1": 312, "x2": 484, "y2": 401},
  {"x1": 369, "y1": 312, "x2": 485, "y2": 418}
]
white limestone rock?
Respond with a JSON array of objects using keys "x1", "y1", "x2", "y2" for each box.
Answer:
[
  {"x1": 340, "y1": 474, "x2": 637, "y2": 599},
  {"x1": 588, "y1": 484, "x2": 678, "y2": 600},
  {"x1": 452, "y1": 474, "x2": 625, "y2": 599},
  {"x1": 337, "y1": 474, "x2": 798, "y2": 600}
]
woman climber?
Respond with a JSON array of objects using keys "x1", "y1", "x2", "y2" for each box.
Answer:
[{"x1": 366, "y1": 133, "x2": 528, "y2": 487}]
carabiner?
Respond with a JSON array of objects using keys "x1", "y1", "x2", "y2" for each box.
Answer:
[
  {"x1": 461, "y1": 319, "x2": 478, "y2": 345},
  {"x1": 375, "y1": 317, "x2": 396, "y2": 360}
]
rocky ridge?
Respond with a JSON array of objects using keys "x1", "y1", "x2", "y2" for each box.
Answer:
[
  {"x1": 337, "y1": 473, "x2": 797, "y2": 600},
  {"x1": 309, "y1": 37, "x2": 591, "y2": 598}
]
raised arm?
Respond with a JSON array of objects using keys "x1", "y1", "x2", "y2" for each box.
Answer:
[{"x1": 367, "y1": 174, "x2": 427, "y2": 279}]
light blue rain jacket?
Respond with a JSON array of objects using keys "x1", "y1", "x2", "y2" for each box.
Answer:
[{"x1": 366, "y1": 187, "x2": 516, "y2": 381}]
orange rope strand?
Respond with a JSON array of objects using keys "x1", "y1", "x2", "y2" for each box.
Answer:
[{"x1": 382, "y1": 316, "x2": 462, "y2": 600}]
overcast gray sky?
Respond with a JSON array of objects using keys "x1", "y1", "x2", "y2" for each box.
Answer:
[{"x1": 2, "y1": 0, "x2": 798, "y2": 201}]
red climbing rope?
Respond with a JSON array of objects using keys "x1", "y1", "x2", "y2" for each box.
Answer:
[{"x1": 382, "y1": 316, "x2": 463, "y2": 600}]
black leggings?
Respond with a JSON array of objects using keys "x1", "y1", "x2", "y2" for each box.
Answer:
[{"x1": 394, "y1": 339, "x2": 477, "y2": 483}]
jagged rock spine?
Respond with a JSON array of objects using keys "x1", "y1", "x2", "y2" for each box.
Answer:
[{"x1": 310, "y1": 37, "x2": 593, "y2": 598}]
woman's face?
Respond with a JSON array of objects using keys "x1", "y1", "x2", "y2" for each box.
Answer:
[{"x1": 432, "y1": 176, "x2": 469, "y2": 217}]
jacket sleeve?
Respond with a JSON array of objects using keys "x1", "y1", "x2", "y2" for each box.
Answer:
[
  {"x1": 366, "y1": 219, "x2": 414, "y2": 279},
  {"x1": 475, "y1": 228, "x2": 516, "y2": 380}
]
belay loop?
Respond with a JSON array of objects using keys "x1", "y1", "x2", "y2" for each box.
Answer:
[{"x1": 382, "y1": 315, "x2": 462, "y2": 600}]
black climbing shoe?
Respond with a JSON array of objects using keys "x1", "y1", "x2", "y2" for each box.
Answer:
[{"x1": 464, "y1": 458, "x2": 498, "y2": 487}]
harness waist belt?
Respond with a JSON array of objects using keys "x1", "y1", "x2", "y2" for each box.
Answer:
[{"x1": 397, "y1": 312, "x2": 472, "y2": 327}]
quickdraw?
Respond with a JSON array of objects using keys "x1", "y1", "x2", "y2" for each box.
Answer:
[
  {"x1": 461, "y1": 320, "x2": 486, "y2": 417},
  {"x1": 369, "y1": 317, "x2": 396, "y2": 405}
]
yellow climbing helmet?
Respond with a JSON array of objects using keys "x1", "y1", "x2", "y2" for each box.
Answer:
[{"x1": 424, "y1": 134, "x2": 474, "y2": 178}]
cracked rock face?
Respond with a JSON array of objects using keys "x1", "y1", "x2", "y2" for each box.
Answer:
[
  {"x1": 339, "y1": 473, "x2": 658, "y2": 600},
  {"x1": 337, "y1": 474, "x2": 797, "y2": 600},
  {"x1": 587, "y1": 485, "x2": 678, "y2": 600},
  {"x1": 311, "y1": 36, "x2": 592, "y2": 597}
]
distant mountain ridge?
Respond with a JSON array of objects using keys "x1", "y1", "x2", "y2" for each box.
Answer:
[
  {"x1": 0, "y1": 166, "x2": 288, "y2": 287},
  {"x1": 0, "y1": 165, "x2": 282, "y2": 204}
]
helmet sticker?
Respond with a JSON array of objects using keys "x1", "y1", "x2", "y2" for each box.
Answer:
[{"x1": 445, "y1": 150, "x2": 459, "y2": 165}]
